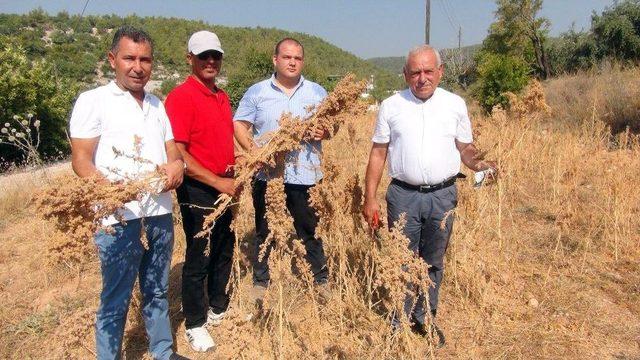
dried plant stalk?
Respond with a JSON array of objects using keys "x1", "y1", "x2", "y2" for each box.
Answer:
[{"x1": 197, "y1": 74, "x2": 367, "y2": 237}]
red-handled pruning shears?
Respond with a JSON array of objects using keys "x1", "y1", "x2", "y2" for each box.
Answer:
[{"x1": 372, "y1": 211, "x2": 380, "y2": 230}]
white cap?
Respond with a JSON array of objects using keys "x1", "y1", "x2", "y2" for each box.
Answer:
[{"x1": 188, "y1": 31, "x2": 224, "y2": 55}]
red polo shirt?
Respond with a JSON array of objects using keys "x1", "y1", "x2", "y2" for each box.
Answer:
[{"x1": 165, "y1": 76, "x2": 235, "y2": 176}]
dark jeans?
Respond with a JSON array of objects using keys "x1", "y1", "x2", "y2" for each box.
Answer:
[
  {"x1": 386, "y1": 182, "x2": 457, "y2": 324},
  {"x1": 251, "y1": 179, "x2": 328, "y2": 285},
  {"x1": 177, "y1": 177, "x2": 235, "y2": 329}
]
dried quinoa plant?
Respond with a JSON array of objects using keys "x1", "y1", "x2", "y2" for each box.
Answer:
[
  {"x1": 505, "y1": 79, "x2": 551, "y2": 119},
  {"x1": 370, "y1": 215, "x2": 433, "y2": 323},
  {"x1": 198, "y1": 74, "x2": 367, "y2": 236},
  {"x1": 33, "y1": 142, "x2": 167, "y2": 266}
]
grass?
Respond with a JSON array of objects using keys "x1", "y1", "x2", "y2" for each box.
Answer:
[{"x1": 1, "y1": 66, "x2": 640, "y2": 358}]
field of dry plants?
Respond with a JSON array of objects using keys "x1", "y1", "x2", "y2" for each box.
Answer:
[{"x1": 1, "y1": 66, "x2": 640, "y2": 359}]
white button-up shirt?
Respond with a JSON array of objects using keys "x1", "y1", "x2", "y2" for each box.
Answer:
[
  {"x1": 372, "y1": 88, "x2": 473, "y2": 186},
  {"x1": 69, "y1": 81, "x2": 174, "y2": 225}
]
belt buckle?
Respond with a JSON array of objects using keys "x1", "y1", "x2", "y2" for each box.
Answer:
[{"x1": 419, "y1": 184, "x2": 433, "y2": 192}]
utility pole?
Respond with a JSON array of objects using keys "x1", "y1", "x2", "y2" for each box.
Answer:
[
  {"x1": 458, "y1": 26, "x2": 462, "y2": 50},
  {"x1": 425, "y1": 0, "x2": 431, "y2": 44}
]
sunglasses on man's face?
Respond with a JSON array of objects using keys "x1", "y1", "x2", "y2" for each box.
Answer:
[{"x1": 196, "y1": 51, "x2": 223, "y2": 61}]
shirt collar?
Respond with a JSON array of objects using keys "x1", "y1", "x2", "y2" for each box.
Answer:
[
  {"x1": 405, "y1": 87, "x2": 440, "y2": 104},
  {"x1": 107, "y1": 81, "x2": 150, "y2": 115},
  {"x1": 270, "y1": 73, "x2": 305, "y2": 93},
  {"x1": 107, "y1": 80, "x2": 150, "y2": 99},
  {"x1": 108, "y1": 80, "x2": 128, "y2": 96},
  {"x1": 186, "y1": 75, "x2": 220, "y2": 96}
]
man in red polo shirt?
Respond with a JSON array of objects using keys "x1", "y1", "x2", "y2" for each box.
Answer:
[{"x1": 165, "y1": 30, "x2": 235, "y2": 352}]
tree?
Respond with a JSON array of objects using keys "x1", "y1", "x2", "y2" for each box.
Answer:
[
  {"x1": 592, "y1": 0, "x2": 640, "y2": 61},
  {"x1": 547, "y1": 28, "x2": 597, "y2": 75},
  {"x1": 483, "y1": 0, "x2": 551, "y2": 79}
]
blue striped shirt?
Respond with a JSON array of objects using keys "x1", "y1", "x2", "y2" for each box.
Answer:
[{"x1": 233, "y1": 75, "x2": 328, "y2": 185}]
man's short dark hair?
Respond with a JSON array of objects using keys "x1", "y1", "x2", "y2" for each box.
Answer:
[
  {"x1": 111, "y1": 26, "x2": 154, "y2": 55},
  {"x1": 274, "y1": 38, "x2": 304, "y2": 56}
]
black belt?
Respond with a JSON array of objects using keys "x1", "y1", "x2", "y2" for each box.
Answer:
[{"x1": 391, "y1": 173, "x2": 464, "y2": 193}]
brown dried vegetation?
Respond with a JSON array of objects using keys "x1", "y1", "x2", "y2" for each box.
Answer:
[{"x1": 2, "y1": 69, "x2": 640, "y2": 359}]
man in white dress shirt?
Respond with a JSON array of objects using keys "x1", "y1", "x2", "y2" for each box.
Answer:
[{"x1": 363, "y1": 45, "x2": 496, "y2": 347}]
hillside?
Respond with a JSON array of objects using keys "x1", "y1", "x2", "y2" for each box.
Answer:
[
  {"x1": 367, "y1": 56, "x2": 406, "y2": 74},
  {"x1": 368, "y1": 44, "x2": 481, "y2": 74},
  {"x1": 0, "y1": 9, "x2": 403, "y2": 100},
  {"x1": 0, "y1": 9, "x2": 404, "y2": 166}
]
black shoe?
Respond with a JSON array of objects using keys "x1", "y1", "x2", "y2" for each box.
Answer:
[
  {"x1": 411, "y1": 320, "x2": 446, "y2": 348},
  {"x1": 169, "y1": 353, "x2": 192, "y2": 360}
]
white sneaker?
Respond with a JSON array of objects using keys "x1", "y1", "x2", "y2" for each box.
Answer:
[
  {"x1": 207, "y1": 308, "x2": 226, "y2": 326},
  {"x1": 184, "y1": 326, "x2": 215, "y2": 352}
]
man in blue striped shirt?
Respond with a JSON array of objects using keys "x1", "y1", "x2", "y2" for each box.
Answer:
[{"x1": 233, "y1": 38, "x2": 329, "y2": 295}]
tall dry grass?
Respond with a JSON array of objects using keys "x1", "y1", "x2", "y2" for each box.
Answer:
[
  {"x1": 545, "y1": 63, "x2": 640, "y2": 135},
  {"x1": 0, "y1": 68, "x2": 639, "y2": 359}
]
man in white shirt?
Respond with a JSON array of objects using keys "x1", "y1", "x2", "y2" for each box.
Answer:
[
  {"x1": 70, "y1": 26, "x2": 186, "y2": 360},
  {"x1": 363, "y1": 45, "x2": 496, "y2": 347}
]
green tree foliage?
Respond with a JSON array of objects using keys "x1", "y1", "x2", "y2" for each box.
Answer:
[
  {"x1": 472, "y1": 53, "x2": 530, "y2": 112},
  {"x1": 0, "y1": 40, "x2": 78, "y2": 164},
  {"x1": 547, "y1": 1, "x2": 640, "y2": 75},
  {"x1": 473, "y1": 0, "x2": 548, "y2": 112},
  {"x1": 225, "y1": 49, "x2": 274, "y2": 108},
  {"x1": 547, "y1": 29, "x2": 597, "y2": 75},
  {"x1": 0, "y1": 10, "x2": 403, "y2": 166},
  {"x1": 482, "y1": 0, "x2": 550, "y2": 79},
  {"x1": 592, "y1": 0, "x2": 640, "y2": 60}
]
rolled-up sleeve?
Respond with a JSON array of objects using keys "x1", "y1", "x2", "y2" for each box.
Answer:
[
  {"x1": 372, "y1": 102, "x2": 390, "y2": 144},
  {"x1": 69, "y1": 93, "x2": 101, "y2": 138},
  {"x1": 455, "y1": 98, "x2": 473, "y2": 143},
  {"x1": 158, "y1": 102, "x2": 174, "y2": 142}
]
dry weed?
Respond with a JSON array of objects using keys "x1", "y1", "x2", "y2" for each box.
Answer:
[
  {"x1": 198, "y1": 74, "x2": 367, "y2": 237},
  {"x1": 5, "y1": 70, "x2": 640, "y2": 359}
]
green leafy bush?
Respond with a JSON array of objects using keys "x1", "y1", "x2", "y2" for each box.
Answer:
[
  {"x1": 472, "y1": 52, "x2": 530, "y2": 112},
  {"x1": 0, "y1": 41, "x2": 78, "y2": 165}
]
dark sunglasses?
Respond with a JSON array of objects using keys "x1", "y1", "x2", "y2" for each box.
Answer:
[{"x1": 196, "y1": 51, "x2": 223, "y2": 61}]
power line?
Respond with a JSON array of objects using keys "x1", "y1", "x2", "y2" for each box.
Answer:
[
  {"x1": 80, "y1": 0, "x2": 90, "y2": 18},
  {"x1": 436, "y1": 0, "x2": 460, "y2": 49},
  {"x1": 442, "y1": 0, "x2": 463, "y2": 49},
  {"x1": 442, "y1": 0, "x2": 461, "y2": 30},
  {"x1": 437, "y1": 0, "x2": 458, "y2": 34}
]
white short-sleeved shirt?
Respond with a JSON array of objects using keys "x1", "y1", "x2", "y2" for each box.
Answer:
[
  {"x1": 69, "y1": 81, "x2": 174, "y2": 225},
  {"x1": 372, "y1": 88, "x2": 473, "y2": 186}
]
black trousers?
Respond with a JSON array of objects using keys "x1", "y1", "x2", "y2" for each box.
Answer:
[
  {"x1": 252, "y1": 180, "x2": 328, "y2": 285},
  {"x1": 177, "y1": 177, "x2": 235, "y2": 329}
]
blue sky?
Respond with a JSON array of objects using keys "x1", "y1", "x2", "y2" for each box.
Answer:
[{"x1": 0, "y1": 0, "x2": 614, "y2": 58}]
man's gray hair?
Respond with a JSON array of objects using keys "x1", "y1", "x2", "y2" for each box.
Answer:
[{"x1": 403, "y1": 45, "x2": 442, "y2": 71}]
